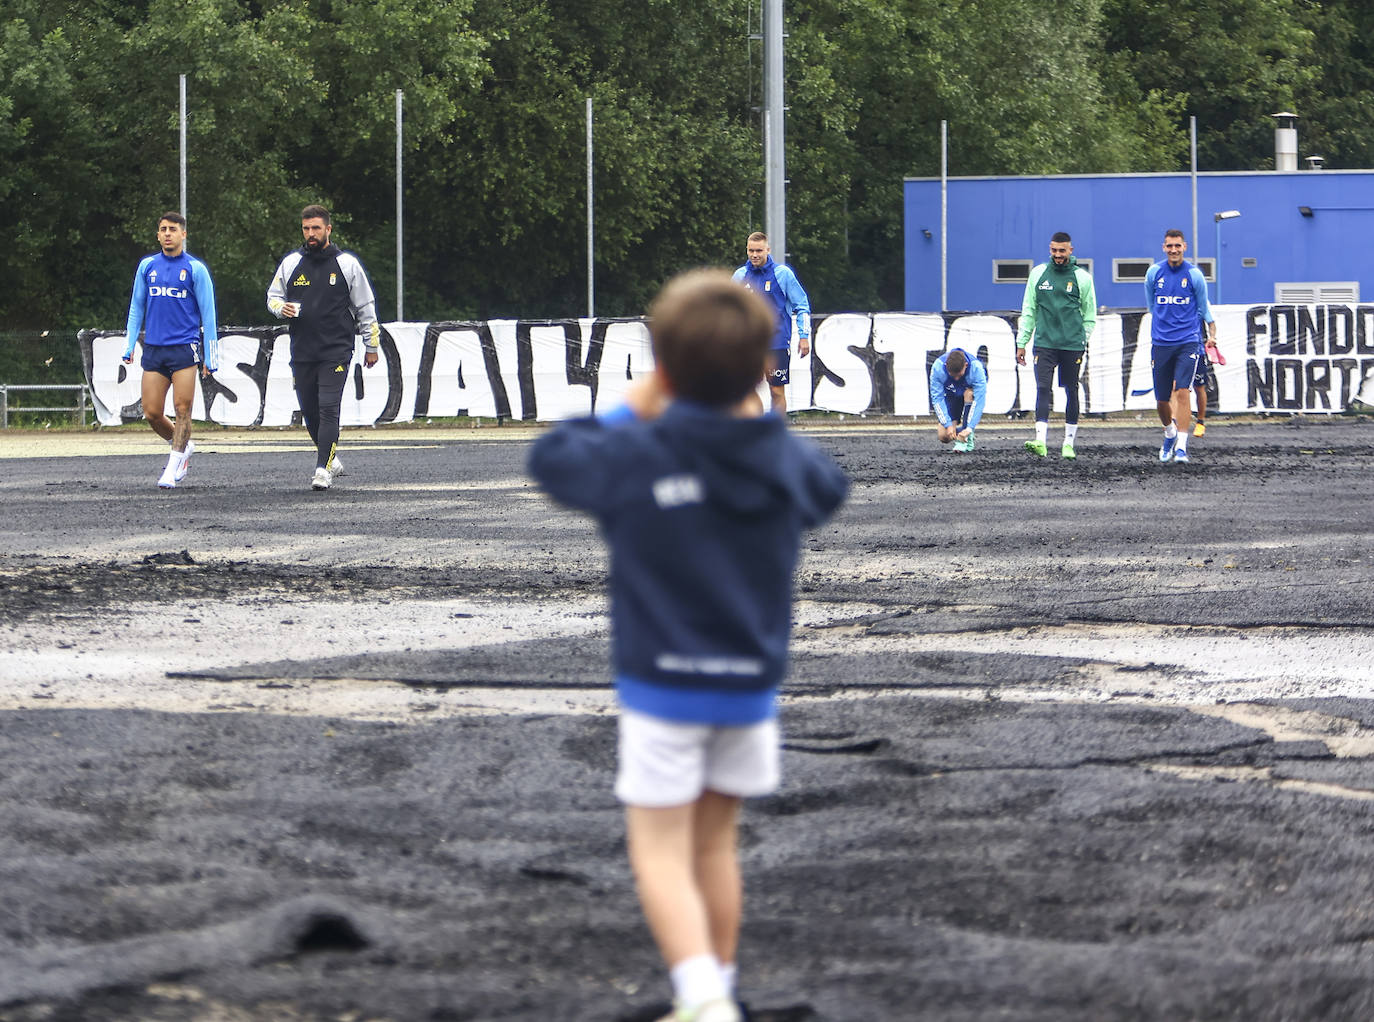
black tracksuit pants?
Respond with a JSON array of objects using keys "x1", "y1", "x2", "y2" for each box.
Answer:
[{"x1": 292, "y1": 359, "x2": 349, "y2": 469}]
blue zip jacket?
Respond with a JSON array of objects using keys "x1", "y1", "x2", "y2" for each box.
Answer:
[
  {"x1": 1144, "y1": 259, "x2": 1213, "y2": 346},
  {"x1": 124, "y1": 251, "x2": 219, "y2": 371},
  {"x1": 928, "y1": 349, "x2": 988, "y2": 429},
  {"x1": 528, "y1": 401, "x2": 848, "y2": 725},
  {"x1": 732, "y1": 257, "x2": 812, "y2": 350}
]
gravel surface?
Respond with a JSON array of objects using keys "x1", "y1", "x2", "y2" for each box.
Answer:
[{"x1": 1, "y1": 416, "x2": 1372, "y2": 1021}]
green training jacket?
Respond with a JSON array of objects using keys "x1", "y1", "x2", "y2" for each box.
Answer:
[{"x1": 1016, "y1": 257, "x2": 1097, "y2": 352}]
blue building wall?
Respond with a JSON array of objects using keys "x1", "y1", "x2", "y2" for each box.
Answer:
[{"x1": 903, "y1": 171, "x2": 1374, "y2": 311}]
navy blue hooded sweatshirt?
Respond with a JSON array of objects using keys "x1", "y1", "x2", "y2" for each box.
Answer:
[{"x1": 528, "y1": 402, "x2": 849, "y2": 725}]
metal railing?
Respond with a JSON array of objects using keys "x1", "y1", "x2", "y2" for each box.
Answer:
[{"x1": 0, "y1": 384, "x2": 92, "y2": 427}]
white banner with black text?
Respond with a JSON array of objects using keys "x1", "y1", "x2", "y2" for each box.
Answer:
[{"x1": 79, "y1": 305, "x2": 1374, "y2": 426}]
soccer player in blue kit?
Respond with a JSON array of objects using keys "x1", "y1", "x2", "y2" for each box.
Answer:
[
  {"x1": 122, "y1": 212, "x2": 219, "y2": 489},
  {"x1": 732, "y1": 232, "x2": 811, "y2": 415},
  {"x1": 1144, "y1": 229, "x2": 1216, "y2": 464},
  {"x1": 928, "y1": 348, "x2": 987, "y2": 452}
]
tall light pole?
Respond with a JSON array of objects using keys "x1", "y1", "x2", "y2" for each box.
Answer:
[
  {"x1": 1213, "y1": 209, "x2": 1241, "y2": 304},
  {"x1": 179, "y1": 74, "x2": 187, "y2": 219},
  {"x1": 763, "y1": 0, "x2": 785, "y2": 261},
  {"x1": 586, "y1": 97, "x2": 595, "y2": 319},
  {"x1": 396, "y1": 89, "x2": 404, "y2": 322}
]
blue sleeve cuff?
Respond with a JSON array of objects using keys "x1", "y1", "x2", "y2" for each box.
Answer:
[{"x1": 597, "y1": 404, "x2": 637, "y2": 425}]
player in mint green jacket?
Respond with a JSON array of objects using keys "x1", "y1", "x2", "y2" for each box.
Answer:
[{"x1": 1016, "y1": 232, "x2": 1096, "y2": 460}]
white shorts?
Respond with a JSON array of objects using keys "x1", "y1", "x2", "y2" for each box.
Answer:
[{"x1": 615, "y1": 709, "x2": 781, "y2": 808}]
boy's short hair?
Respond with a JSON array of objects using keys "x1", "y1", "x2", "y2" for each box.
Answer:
[
  {"x1": 159, "y1": 211, "x2": 186, "y2": 228},
  {"x1": 649, "y1": 269, "x2": 773, "y2": 407},
  {"x1": 944, "y1": 349, "x2": 967, "y2": 375},
  {"x1": 301, "y1": 204, "x2": 331, "y2": 224}
]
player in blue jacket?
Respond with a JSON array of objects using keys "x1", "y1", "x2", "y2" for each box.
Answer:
[
  {"x1": 732, "y1": 232, "x2": 811, "y2": 415},
  {"x1": 1144, "y1": 229, "x2": 1216, "y2": 464},
  {"x1": 529, "y1": 270, "x2": 848, "y2": 1022},
  {"x1": 123, "y1": 212, "x2": 219, "y2": 489},
  {"x1": 928, "y1": 348, "x2": 987, "y2": 452}
]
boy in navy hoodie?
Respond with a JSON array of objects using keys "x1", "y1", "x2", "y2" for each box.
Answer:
[{"x1": 529, "y1": 269, "x2": 848, "y2": 1022}]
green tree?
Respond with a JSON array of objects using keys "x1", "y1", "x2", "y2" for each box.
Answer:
[
  {"x1": 1292, "y1": 0, "x2": 1374, "y2": 169},
  {"x1": 1101, "y1": 0, "x2": 1317, "y2": 170}
]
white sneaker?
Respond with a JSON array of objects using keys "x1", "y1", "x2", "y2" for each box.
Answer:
[
  {"x1": 327, "y1": 454, "x2": 344, "y2": 476},
  {"x1": 657, "y1": 998, "x2": 741, "y2": 1022},
  {"x1": 174, "y1": 441, "x2": 195, "y2": 483},
  {"x1": 157, "y1": 467, "x2": 177, "y2": 489},
  {"x1": 311, "y1": 466, "x2": 332, "y2": 490}
]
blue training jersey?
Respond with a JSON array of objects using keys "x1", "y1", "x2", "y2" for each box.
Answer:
[
  {"x1": 732, "y1": 257, "x2": 812, "y2": 350},
  {"x1": 124, "y1": 251, "x2": 220, "y2": 370},
  {"x1": 928, "y1": 349, "x2": 988, "y2": 429},
  {"x1": 1144, "y1": 260, "x2": 1212, "y2": 346}
]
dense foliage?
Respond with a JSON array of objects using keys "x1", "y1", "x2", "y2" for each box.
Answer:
[{"x1": 0, "y1": 0, "x2": 1355, "y2": 331}]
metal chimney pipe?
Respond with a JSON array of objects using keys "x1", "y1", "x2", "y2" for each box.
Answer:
[{"x1": 1272, "y1": 112, "x2": 1298, "y2": 171}]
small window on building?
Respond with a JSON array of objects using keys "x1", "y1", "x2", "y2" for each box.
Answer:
[
  {"x1": 1075, "y1": 258, "x2": 1093, "y2": 276},
  {"x1": 1241, "y1": 257, "x2": 1257, "y2": 268},
  {"x1": 1113, "y1": 258, "x2": 1154, "y2": 283},
  {"x1": 1194, "y1": 258, "x2": 1215, "y2": 282},
  {"x1": 993, "y1": 260, "x2": 1032, "y2": 284}
]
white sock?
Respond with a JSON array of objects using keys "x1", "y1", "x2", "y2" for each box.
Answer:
[
  {"x1": 1064, "y1": 423, "x2": 1078, "y2": 445},
  {"x1": 164, "y1": 451, "x2": 181, "y2": 470},
  {"x1": 1175, "y1": 432, "x2": 1188, "y2": 453},
  {"x1": 720, "y1": 962, "x2": 737, "y2": 994},
  {"x1": 1035, "y1": 421, "x2": 1048, "y2": 444},
  {"x1": 1164, "y1": 422, "x2": 1178, "y2": 439},
  {"x1": 671, "y1": 954, "x2": 728, "y2": 1009}
]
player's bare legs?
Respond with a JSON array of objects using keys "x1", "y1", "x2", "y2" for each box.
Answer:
[
  {"x1": 768, "y1": 384, "x2": 787, "y2": 415},
  {"x1": 167, "y1": 364, "x2": 197, "y2": 453},
  {"x1": 141, "y1": 370, "x2": 175, "y2": 443},
  {"x1": 141, "y1": 364, "x2": 196, "y2": 451},
  {"x1": 1171, "y1": 386, "x2": 1192, "y2": 435}
]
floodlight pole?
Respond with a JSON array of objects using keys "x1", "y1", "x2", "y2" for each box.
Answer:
[
  {"x1": 1189, "y1": 116, "x2": 1198, "y2": 255},
  {"x1": 763, "y1": 0, "x2": 785, "y2": 262},
  {"x1": 940, "y1": 119, "x2": 948, "y2": 310},
  {"x1": 179, "y1": 74, "x2": 187, "y2": 219},
  {"x1": 396, "y1": 89, "x2": 404, "y2": 322},
  {"x1": 587, "y1": 97, "x2": 595, "y2": 319}
]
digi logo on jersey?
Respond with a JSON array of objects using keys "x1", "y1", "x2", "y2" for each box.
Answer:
[
  {"x1": 1156, "y1": 295, "x2": 1192, "y2": 305},
  {"x1": 148, "y1": 286, "x2": 189, "y2": 298}
]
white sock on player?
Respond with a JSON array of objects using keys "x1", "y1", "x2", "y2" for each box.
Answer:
[
  {"x1": 719, "y1": 962, "x2": 737, "y2": 994},
  {"x1": 671, "y1": 954, "x2": 729, "y2": 1010}
]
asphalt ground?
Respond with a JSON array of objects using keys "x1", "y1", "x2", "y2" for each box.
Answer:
[{"x1": 1, "y1": 415, "x2": 1373, "y2": 1021}]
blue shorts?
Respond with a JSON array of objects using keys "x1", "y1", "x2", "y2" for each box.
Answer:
[
  {"x1": 944, "y1": 391, "x2": 969, "y2": 427},
  {"x1": 766, "y1": 347, "x2": 791, "y2": 387},
  {"x1": 140, "y1": 342, "x2": 199, "y2": 378},
  {"x1": 1151, "y1": 343, "x2": 1200, "y2": 401},
  {"x1": 1191, "y1": 342, "x2": 1213, "y2": 389}
]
